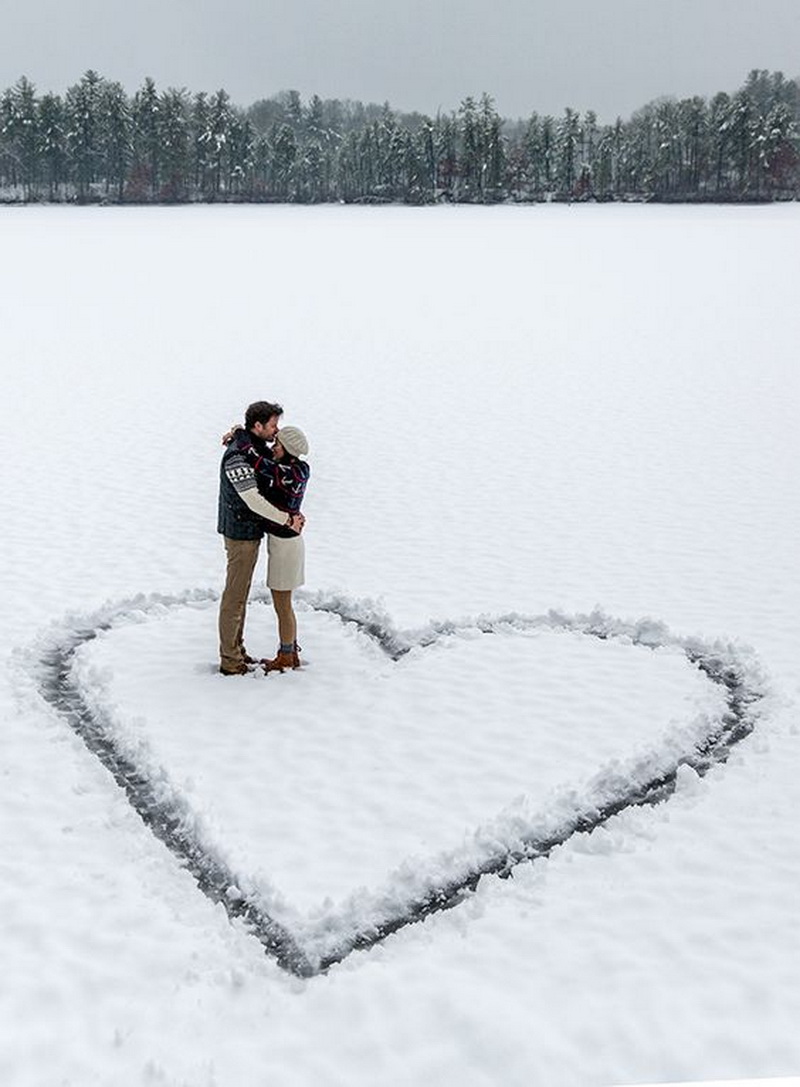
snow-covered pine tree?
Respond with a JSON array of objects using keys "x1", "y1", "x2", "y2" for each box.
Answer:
[
  {"x1": 100, "y1": 81, "x2": 131, "y2": 202},
  {"x1": 36, "y1": 92, "x2": 67, "y2": 200},
  {"x1": 65, "y1": 70, "x2": 104, "y2": 202},
  {"x1": 131, "y1": 77, "x2": 161, "y2": 199},
  {"x1": 158, "y1": 88, "x2": 190, "y2": 201}
]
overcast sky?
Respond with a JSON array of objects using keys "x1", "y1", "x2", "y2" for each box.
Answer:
[{"x1": 1, "y1": 0, "x2": 799, "y2": 121}]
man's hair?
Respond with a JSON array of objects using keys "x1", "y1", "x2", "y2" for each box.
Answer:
[{"x1": 245, "y1": 401, "x2": 284, "y2": 429}]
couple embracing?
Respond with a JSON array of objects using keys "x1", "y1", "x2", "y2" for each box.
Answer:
[{"x1": 217, "y1": 400, "x2": 310, "y2": 676}]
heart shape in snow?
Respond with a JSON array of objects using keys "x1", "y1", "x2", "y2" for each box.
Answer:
[{"x1": 32, "y1": 589, "x2": 765, "y2": 976}]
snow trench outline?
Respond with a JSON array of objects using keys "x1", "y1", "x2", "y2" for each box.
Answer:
[{"x1": 31, "y1": 589, "x2": 767, "y2": 978}]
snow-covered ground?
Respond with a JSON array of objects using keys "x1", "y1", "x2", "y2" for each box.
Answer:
[{"x1": 1, "y1": 204, "x2": 799, "y2": 1086}]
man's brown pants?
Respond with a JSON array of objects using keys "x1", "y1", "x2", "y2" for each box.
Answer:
[{"x1": 218, "y1": 537, "x2": 261, "y2": 671}]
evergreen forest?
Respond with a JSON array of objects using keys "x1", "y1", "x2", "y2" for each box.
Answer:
[{"x1": 1, "y1": 69, "x2": 798, "y2": 204}]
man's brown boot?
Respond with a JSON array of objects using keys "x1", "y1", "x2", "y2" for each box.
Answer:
[{"x1": 219, "y1": 661, "x2": 252, "y2": 676}]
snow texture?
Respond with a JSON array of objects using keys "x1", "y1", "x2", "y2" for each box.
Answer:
[{"x1": 2, "y1": 204, "x2": 800, "y2": 1087}]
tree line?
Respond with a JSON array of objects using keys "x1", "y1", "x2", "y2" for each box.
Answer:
[{"x1": 1, "y1": 69, "x2": 798, "y2": 204}]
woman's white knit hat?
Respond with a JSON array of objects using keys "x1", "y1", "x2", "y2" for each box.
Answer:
[{"x1": 276, "y1": 426, "x2": 309, "y2": 457}]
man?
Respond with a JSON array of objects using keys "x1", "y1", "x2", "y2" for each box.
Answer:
[{"x1": 217, "y1": 401, "x2": 304, "y2": 675}]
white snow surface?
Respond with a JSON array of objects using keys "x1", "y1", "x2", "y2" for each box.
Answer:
[{"x1": 2, "y1": 204, "x2": 799, "y2": 1086}]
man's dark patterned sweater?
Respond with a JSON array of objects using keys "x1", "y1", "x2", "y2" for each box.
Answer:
[{"x1": 217, "y1": 430, "x2": 290, "y2": 540}]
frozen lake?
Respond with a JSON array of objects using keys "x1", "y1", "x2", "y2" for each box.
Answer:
[{"x1": 1, "y1": 204, "x2": 799, "y2": 1086}]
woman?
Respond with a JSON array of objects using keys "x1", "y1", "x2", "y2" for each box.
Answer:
[{"x1": 242, "y1": 425, "x2": 310, "y2": 672}]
